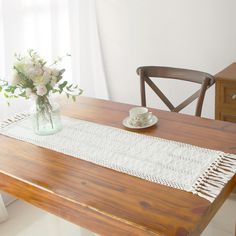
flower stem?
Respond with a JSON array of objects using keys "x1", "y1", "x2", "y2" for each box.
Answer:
[{"x1": 36, "y1": 96, "x2": 54, "y2": 130}]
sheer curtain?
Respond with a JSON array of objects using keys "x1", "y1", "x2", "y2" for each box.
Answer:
[{"x1": 0, "y1": 0, "x2": 108, "y2": 222}]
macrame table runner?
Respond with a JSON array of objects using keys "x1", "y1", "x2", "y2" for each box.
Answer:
[{"x1": 0, "y1": 114, "x2": 236, "y2": 202}]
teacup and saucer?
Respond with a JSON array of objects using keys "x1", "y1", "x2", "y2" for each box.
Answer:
[{"x1": 122, "y1": 107, "x2": 158, "y2": 129}]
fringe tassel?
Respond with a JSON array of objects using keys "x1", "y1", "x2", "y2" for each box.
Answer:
[
  {"x1": 191, "y1": 153, "x2": 236, "y2": 202},
  {"x1": 0, "y1": 113, "x2": 29, "y2": 129}
]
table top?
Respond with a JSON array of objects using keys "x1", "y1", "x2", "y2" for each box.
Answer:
[{"x1": 0, "y1": 96, "x2": 236, "y2": 236}]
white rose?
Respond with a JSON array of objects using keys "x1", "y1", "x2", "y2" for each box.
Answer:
[
  {"x1": 36, "y1": 85, "x2": 47, "y2": 96},
  {"x1": 11, "y1": 71, "x2": 21, "y2": 86},
  {"x1": 14, "y1": 61, "x2": 27, "y2": 74},
  {"x1": 32, "y1": 76, "x2": 49, "y2": 85}
]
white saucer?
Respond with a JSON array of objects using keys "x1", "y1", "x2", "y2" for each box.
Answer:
[{"x1": 122, "y1": 115, "x2": 158, "y2": 129}]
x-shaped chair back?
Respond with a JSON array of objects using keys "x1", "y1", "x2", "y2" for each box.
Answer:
[{"x1": 137, "y1": 66, "x2": 215, "y2": 117}]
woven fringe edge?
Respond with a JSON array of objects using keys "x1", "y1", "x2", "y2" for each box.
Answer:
[
  {"x1": 0, "y1": 113, "x2": 30, "y2": 129},
  {"x1": 191, "y1": 153, "x2": 236, "y2": 202}
]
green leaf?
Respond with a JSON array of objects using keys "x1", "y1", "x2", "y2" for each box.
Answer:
[
  {"x1": 59, "y1": 81, "x2": 68, "y2": 91},
  {"x1": 19, "y1": 91, "x2": 26, "y2": 97},
  {"x1": 66, "y1": 84, "x2": 72, "y2": 89},
  {"x1": 59, "y1": 69, "x2": 65, "y2": 75},
  {"x1": 52, "y1": 89, "x2": 59, "y2": 93},
  {"x1": 5, "y1": 86, "x2": 17, "y2": 94},
  {"x1": 46, "y1": 83, "x2": 53, "y2": 92}
]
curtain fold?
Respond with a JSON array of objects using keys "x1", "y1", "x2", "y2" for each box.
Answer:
[
  {"x1": 68, "y1": 0, "x2": 109, "y2": 99},
  {"x1": 0, "y1": 0, "x2": 108, "y2": 223}
]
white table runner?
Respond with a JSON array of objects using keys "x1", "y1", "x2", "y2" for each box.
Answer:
[{"x1": 0, "y1": 114, "x2": 236, "y2": 203}]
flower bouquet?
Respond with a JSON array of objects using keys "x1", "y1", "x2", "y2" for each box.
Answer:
[{"x1": 0, "y1": 49, "x2": 82, "y2": 135}]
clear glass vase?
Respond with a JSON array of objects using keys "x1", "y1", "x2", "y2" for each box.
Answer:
[{"x1": 32, "y1": 96, "x2": 63, "y2": 135}]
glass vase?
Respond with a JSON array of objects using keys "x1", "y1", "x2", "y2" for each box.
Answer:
[{"x1": 32, "y1": 96, "x2": 63, "y2": 135}]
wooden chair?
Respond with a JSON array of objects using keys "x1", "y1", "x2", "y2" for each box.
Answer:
[{"x1": 137, "y1": 66, "x2": 215, "y2": 117}]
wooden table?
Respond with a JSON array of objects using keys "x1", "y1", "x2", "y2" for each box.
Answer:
[{"x1": 0, "y1": 97, "x2": 235, "y2": 236}]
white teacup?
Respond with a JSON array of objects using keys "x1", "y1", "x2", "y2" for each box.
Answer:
[{"x1": 129, "y1": 107, "x2": 152, "y2": 127}]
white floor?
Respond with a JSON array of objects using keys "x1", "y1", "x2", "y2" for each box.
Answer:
[
  {"x1": 0, "y1": 200, "x2": 96, "y2": 236},
  {"x1": 0, "y1": 194, "x2": 235, "y2": 236}
]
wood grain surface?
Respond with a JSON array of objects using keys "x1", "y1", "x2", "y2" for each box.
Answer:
[{"x1": 0, "y1": 96, "x2": 236, "y2": 236}]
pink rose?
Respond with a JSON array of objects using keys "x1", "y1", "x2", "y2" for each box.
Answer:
[{"x1": 36, "y1": 85, "x2": 47, "y2": 96}]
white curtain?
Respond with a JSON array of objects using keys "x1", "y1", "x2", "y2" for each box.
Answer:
[{"x1": 0, "y1": 0, "x2": 108, "y2": 223}]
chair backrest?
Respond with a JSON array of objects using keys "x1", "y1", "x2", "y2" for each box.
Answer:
[{"x1": 137, "y1": 66, "x2": 215, "y2": 117}]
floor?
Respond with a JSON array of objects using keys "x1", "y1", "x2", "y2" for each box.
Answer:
[
  {"x1": 0, "y1": 194, "x2": 235, "y2": 236},
  {"x1": 0, "y1": 200, "x2": 96, "y2": 236}
]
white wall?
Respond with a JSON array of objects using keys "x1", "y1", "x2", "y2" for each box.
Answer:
[{"x1": 96, "y1": 0, "x2": 236, "y2": 118}]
